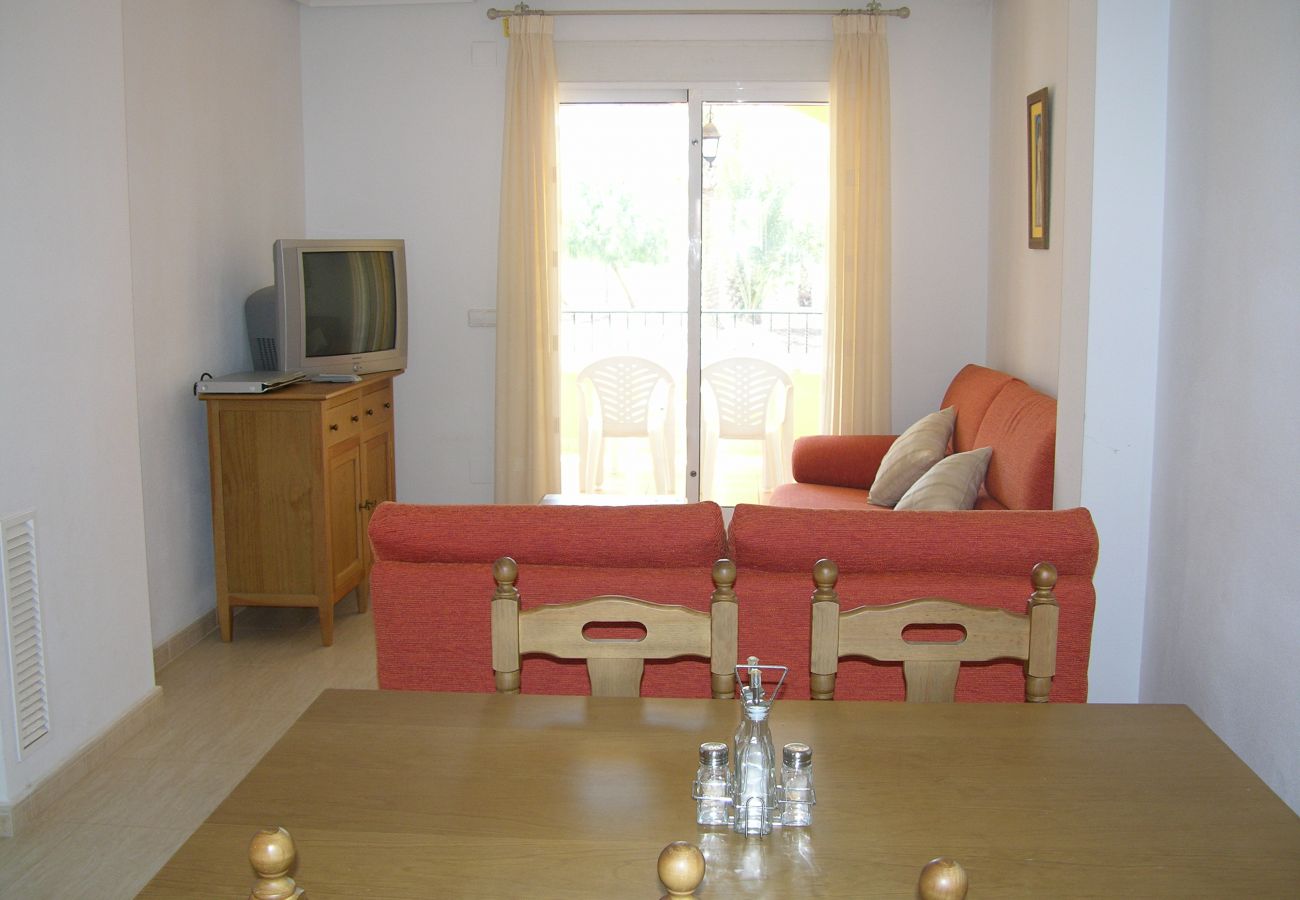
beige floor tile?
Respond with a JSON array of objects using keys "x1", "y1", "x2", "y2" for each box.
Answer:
[
  {"x1": 0, "y1": 608, "x2": 380, "y2": 897},
  {"x1": 113, "y1": 696, "x2": 300, "y2": 765},
  {"x1": 0, "y1": 819, "x2": 81, "y2": 894},
  {"x1": 3, "y1": 823, "x2": 185, "y2": 900},
  {"x1": 38, "y1": 756, "x2": 245, "y2": 831}
]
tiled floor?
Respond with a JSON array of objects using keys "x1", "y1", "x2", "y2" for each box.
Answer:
[{"x1": 0, "y1": 603, "x2": 378, "y2": 898}]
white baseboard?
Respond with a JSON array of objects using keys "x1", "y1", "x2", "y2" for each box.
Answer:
[
  {"x1": 152, "y1": 606, "x2": 225, "y2": 676},
  {"x1": 0, "y1": 685, "x2": 164, "y2": 838}
]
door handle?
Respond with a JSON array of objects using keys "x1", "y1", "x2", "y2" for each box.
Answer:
[{"x1": 359, "y1": 499, "x2": 378, "y2": 511}]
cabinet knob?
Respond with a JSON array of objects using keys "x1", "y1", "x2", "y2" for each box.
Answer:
[
  {"x1": 383, "y1": 402, "x2": 392, "y2": 409},
  {"x1": 329, "y1": 424, "x2": 339, "y2": 432},
  {"x1": 359, "y1": 499, "x2": 378, "y2": 511},
  {"x1": 365, "y1": 408, "x2": 375, "y2": 416},
  {"x1": 350, "y1": 415, "x2": 359, "y2": 423}
]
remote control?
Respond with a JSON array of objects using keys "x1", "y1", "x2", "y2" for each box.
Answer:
[{"x1": 312, "y1": 373, "x2": 362, "y2": 383}]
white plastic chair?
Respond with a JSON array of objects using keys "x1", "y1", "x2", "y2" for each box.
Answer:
[
  {"x1": 577, "y1": 356, "x2": 676, "y2": 494},
  {"x1": 701, "y1": 357, "x2": 794, "y2": 499}
]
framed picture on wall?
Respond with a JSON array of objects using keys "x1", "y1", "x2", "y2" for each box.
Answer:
[{"x1": 1027, "y1": 87, "x2": 1050, "y2": 249}]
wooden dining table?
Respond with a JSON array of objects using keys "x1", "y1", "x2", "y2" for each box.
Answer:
[{"x1": 139, "y1": 689, "x2": 1300, "y2": 898}]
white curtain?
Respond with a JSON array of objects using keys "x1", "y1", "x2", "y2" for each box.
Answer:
[
  {"x1": 494, "y1": 16, "x2": 561, "y2": 503},
  {"x1": 823, "y1": 14, "x2": 892, "y2": 435}
]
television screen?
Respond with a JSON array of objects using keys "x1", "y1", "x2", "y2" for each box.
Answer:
[{"x1": 301, "y1": 250, "x2": 398, "y2": 358}]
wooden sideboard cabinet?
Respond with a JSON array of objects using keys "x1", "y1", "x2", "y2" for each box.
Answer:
[{"x1": 200, "y1": 372, "x2": 398, "y2": 645}]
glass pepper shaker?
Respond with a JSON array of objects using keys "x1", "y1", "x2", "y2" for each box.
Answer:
[
  {"x1": 693, "y1": 742, "x2": 732, "y2": 826},
  {"x1": 779, "y1": 742, "x2": 815, "y2": 826}
]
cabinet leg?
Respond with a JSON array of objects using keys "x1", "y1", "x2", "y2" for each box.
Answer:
[
  {"x1": 318, "y1": 599, "x2": 335, "y2": 647},
  {"x1": 218, "y1": 598, "x2": 233, "y2": 642},
  {"x1": 356, "y1": 577, "x2": 370, "y2": 614}
]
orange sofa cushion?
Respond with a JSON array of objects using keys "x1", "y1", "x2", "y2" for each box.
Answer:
[
  {"x1": 973, "y1": 380, "x2": 1057, "y2": 511},
  {"x1": 369, "y1": 502, "x2": 729, "y2": 697},
  {"x1": 727, "y1": 503, "x2": 1098, "y2": 702}
]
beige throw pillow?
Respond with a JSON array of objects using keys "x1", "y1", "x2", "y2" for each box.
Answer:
[
  {"x1": 895, "y1": 447, "x2": 993, "y2": 511},
  {"x1": 868, "y1": 407, "x2": 957, "y2": 507}
]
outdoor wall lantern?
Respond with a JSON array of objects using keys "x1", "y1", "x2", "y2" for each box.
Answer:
[{"x1": 701, "y1": 115, "x2": 720, "y2": 167}]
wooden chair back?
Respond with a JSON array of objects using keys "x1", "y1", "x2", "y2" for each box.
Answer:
[
  {"x1": 810, "y1": 559, "x2": 1059, "y2": 702},
  {"x1": 491, "y1": 557, "x2": 738, "y2": 698}
]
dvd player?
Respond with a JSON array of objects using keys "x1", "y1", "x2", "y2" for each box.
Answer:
[{"x1": 194, "y1": 370, "x2": 308, "y2": 395}]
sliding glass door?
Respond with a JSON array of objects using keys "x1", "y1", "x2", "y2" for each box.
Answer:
[{"x1": 557, "y1": 88, "x2": 828, "y2": 504}]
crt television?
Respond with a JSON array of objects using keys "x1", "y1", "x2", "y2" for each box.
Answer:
[{"x1": 245, "y1": 239, "x2": 408, "y2": 377}]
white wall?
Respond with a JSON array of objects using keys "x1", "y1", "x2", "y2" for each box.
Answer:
[
  {"x1": 986, "y1": 0, "x2": 1069, "y2": 395},
  {"x1": 300, "y1": 0, "x2": 993, "y2": 507},
  {"x1": 889, "y1": 0, "x2": 991, "y2": 426},
  {"x1": 1144, "y1": 0, "x2": 1300, "y2": 813},
  {"x1": 1052, "y1": 0, "x2": 1097, "y2": 510},
  {"x1": 1075, "y1": 0, "x2": 1169, "y2": 702},
  {"x1": 122, "y1": 0, "x2": 306, "y2": 646},
  {"x1": 987, "y1": 0, "x2": 1167, "y2": 703},
  {"x1": 0, "y1": 0, "x2": 156, "y2": 804}
]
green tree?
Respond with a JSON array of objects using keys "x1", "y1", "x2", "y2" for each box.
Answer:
[
  {"x1": 722, "y1": 177, "x2": 819, "y2": 312},
  {"x1": 564, "y1": 182, "x2": 668, "y2": 308}
]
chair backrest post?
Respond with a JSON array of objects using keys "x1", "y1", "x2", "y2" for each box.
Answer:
[
  {"x1": 491, "y1": 556, "x2": 739, "y2": 698},
  {"x1": 1024, "y1": 561, "x2": 1059, "y2": 703},
  {"x1": 809, "y1": 558, "x2": 840, "y2": 700},
  {"x1": 490, "y1": 556, "x2": 522, "y2": 694},
  {"x1": 810, "y1": 559, "x2": 1060, "y2": 703},
  {"x1": 709, "y1": 558, "x2": 739, "y2": 699}
]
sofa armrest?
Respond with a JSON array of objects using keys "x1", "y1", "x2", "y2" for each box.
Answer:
[{"x1": 791, "y1": 434, "x2": 897, "y2": 490}]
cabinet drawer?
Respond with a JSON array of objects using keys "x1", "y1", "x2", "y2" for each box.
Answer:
[
  {"x1": 360, "y1": 385, "x2": 394, "y2": 432},
  {"x1": 323, "y1": 398, "x2": 362, "y2": 446}
]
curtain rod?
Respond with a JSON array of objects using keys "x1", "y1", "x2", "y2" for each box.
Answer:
[{"x1": 487, "y1": 3, "x2": 910, "y2": 21}]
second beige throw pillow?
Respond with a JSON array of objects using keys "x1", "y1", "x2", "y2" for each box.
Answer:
[{"x1": 895, "y1": 446, "x2": 993, "y2": 511}]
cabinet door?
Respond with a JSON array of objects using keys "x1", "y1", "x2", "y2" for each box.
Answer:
[
  {"x1": 359, "y1": 425, "x2": 394, "y2": 556},
  {"x1": 325, "y1": 441, "x2": 365, "y2": 598}
]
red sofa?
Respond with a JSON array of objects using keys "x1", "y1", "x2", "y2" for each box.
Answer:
[
  {"x1": 370, "y1": 502, "x2": 729, "y2": 698},
  {"x1": 771, "y1": 364, "x2": 1057, "y2": 510},
  {"x1": 369, "y1": 500, "x2": 1098, "y2": 702}
]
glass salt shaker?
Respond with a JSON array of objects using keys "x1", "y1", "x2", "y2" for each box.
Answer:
[
  {"x1": 779, "y1": 742, "x2": 815, "y2": 827},
  {"x1": 693, "y1": 742, "x2": 732, "y2": 826}
]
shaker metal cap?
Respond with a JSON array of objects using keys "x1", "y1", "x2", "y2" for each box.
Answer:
[
  {"x1": 783, "y1": 742, "x2": 812, "y2": 768},
  {"x1": 699, "y1": 741, "x2": 729, "y2": 765}
]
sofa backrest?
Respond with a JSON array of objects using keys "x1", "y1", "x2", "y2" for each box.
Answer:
[
  {"x1": 941, "y1": 364, "x2": 1016, "y2": 454},
  {"x1": 370, "y1": 501, "x2": 727, "y2": 568},
  {"x1": 974, "y1": 380, "x2": 1057, "y2": 510},
  {"x1": 726, "y1": 503, "x2": 1098, "y2": 702},
  {"x1": 368, "y1": 502, "x2": 729, "y2": 697},
  {"x1": 941, "y1": 363, "x2": 1056, "y2": 510}
]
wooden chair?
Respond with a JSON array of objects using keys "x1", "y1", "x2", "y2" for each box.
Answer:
[
  {"x1": 809, "y1": 559, "x2": 1059, "y2": 703},
  {"x1": 491, "y1": 557, "x2": 738, "y2": 698}
]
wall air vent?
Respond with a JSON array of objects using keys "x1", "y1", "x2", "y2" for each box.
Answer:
[{"x1": 2, "y1": 512, "x2": 49, "y2": 757}]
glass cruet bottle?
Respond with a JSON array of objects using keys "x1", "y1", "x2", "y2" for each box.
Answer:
[{"x1": 732, "y1": 656, "x2": 784, "y2": 837}]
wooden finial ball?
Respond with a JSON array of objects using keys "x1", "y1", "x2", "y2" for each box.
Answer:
[
  {"x1": 249, "y1": 827, "x2": 296, "y2": 878},
  {"x1": 493, "y1": 556, "x2": 518, "y2": 586},
  {"x1": 657, "y1": 841, "x2": 705, "y2": 896},
  {"x1": 712, "y1": 557, "x2": 737, "y2": 588},
  {"x1": 1031, "y1": 561, "x2": 1058, "y2": 590},
  {"x1": 918, "y1": 857, "x2": 968, "y2": 900},
  {"x1": 812, "y1": 558, "x2": 838, "y2": 589}
]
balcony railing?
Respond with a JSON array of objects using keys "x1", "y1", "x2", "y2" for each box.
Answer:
[{"x1": 561, "y1": 309, "x2": 823, "y2": 360}]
